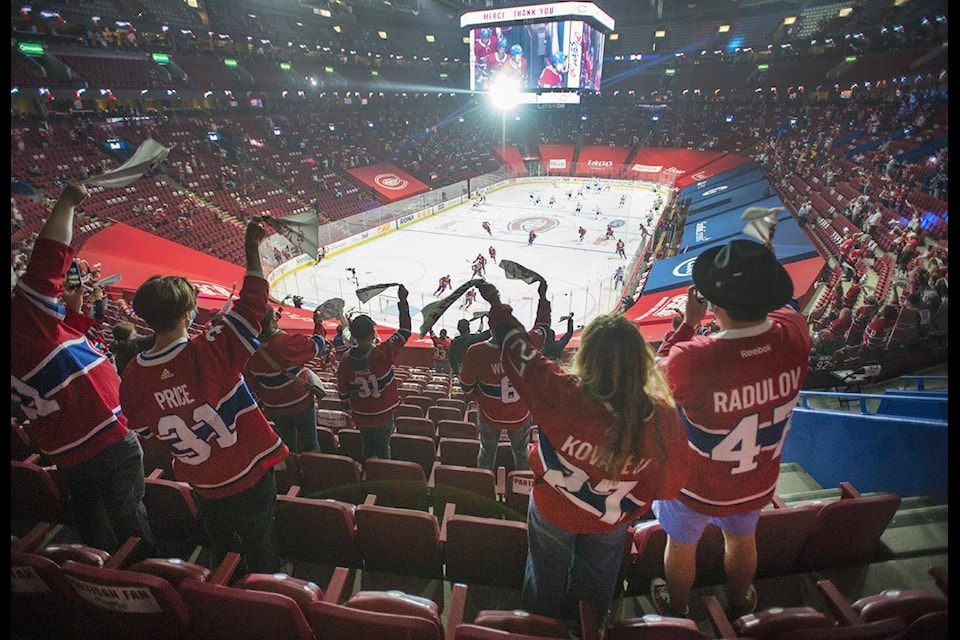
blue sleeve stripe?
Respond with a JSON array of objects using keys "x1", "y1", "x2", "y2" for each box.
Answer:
[
  {"x1": 225, "y1": 311, "x2": 261, "y2": 352},
  {"x1": 21, "y1": 336, "x2": 108, "y2": 399}
]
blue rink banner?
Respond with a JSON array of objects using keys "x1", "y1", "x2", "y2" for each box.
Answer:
[
  {"x1": 686, "y1": 179, "x2": 773, "y2": 217},
  {"x1": 643, "y1": 218, "x2": 817, "y2": 294},
  {"x1": 685, "y1": 194, "x2": 785, "y2": 226},
  {"x1": 679, "y1": 197, "x2": 790, "y2": 251},
  {"x1": 681, "y1": 167, "x2": 765, "y2": 207}
]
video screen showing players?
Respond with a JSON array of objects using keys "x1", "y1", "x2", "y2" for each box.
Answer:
[{"x1": 468, "y1": 20, "x2": 605, "y2": 93}]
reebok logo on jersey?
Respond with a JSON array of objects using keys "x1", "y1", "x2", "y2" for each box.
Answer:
[
  {"x1": 740, "y1": 344, "x2": 772, "y2": 358},
  {"x1": 160, "y1": 369, "x2": 175, "y2": 380}
]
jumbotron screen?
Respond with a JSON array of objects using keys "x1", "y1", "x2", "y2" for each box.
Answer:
[{"x1": 461, "y1": 2, "x2": 614, "y2": 100}]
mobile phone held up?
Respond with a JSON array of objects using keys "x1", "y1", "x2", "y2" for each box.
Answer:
[{"x1": 66, "y1": 261, "x2": 82, "y2": 289}]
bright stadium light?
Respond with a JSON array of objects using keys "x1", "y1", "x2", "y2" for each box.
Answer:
[{"x1": 488, "y1": 76, "x2": 521, "y2": 111}]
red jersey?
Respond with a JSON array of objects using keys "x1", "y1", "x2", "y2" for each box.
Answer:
[
  {"x1": 459, "y1": 297, "x2": 549, "y2": 430},
  {"x1": 485, "y1": 50, "x2": 509, "y2": 75},
  {"x1": 120, "y1": 274, "x2": 288, "y2": 500},
  {"x1": 336, "y1": 328, "x2": 410, "y2": 427},
  {"x1": 245, "y1": 332, "x2": 328, "y2": 417},
  {"x1": 538, "y1": 66, "x2": 563, "y2": 88},
  {"x1": 656, "y1": 306, "x2": 811, "y2": 517},
  {"x1": 430, "y1": 334, "x2": 451, "y2": 365},
  {"x1": 863, "y1": 313, "x2": 896, "y2": 346},
  {"x1": 474, "y1": 37, "x2": 497, "y2": 65},
  {"x1": 486, "y1": 304, "x2": 691, "y2": 533},
  {"x1": 11, "y1": 239, "x2": 130, "y2": 468}
]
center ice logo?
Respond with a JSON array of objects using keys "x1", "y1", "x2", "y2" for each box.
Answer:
[
  {"x1": 374, "y1": 173, "x2": 408, "y2": 190},
  {"x1": 508, "y1": 217, "x2": 559, "y2": 234}
]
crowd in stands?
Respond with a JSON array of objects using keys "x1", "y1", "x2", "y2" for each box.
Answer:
[{"x1": 10, "y1": 2, "x2": 948, "y2": 637}]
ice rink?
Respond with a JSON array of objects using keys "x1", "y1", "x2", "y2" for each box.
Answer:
[{"x1": 272, "y1": 178, "x2": 667, "y2": 335}]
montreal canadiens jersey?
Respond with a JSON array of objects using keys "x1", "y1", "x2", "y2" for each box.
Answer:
[
  {"x1": 336, "y1": 328, "x2": 410, "y2": 427},
  {"x1": 656, "y1": 306, "x2": 811, "y2": 517},
  {"x1": 11, "y1": 238, "x2": 130, "y2": 468},
  {"x1": 120, "y1": 274, "x2": 288, "y2": 500},
  {"x1": 245, "y1": 332, "x2": 327, "y2": 417},
  {"x1": 459, "y1": 296, "x2": 550, "y2": 430},
  {"x1": 487, "y1": 303, "x2": 692, "y2": 534}
]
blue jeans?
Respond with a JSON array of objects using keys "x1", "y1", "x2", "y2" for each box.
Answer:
[
  {"x1": 269, "y1": 404, "x2": 320, "y2": 453},
  {"x1": 60, "y1": 431, "x2": 156, "y2": 556},
  {"x1": 360, "y1": 417, "x2": 394, "y2": 461},
  {"x1": 477, "y1": 413, "x2": 531, "y2": 472},
  {"x1": 522, "y1": 498, "x2": 630, "y2": 625},
  {"x1": 195, "y1": 469, "x2": 280, "y2": 574}
]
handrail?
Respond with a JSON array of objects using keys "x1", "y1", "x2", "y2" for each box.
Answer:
[
  {"x1": 798, "y1": 390, "x2": 948, "y2": 414},
  {"x1": 898, "y1": 375, "x2": 948, "y2": 391}
]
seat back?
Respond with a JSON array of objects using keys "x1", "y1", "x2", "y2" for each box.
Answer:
[
  {"x1": 307, "y1": 598, "x2": 443, "y2": 640},
  {"x1": 732, "y1": 606, "x2": 835, "y2": 640},
  {"x1": 180, "y1": 577, "x2": 314, "y2": 640},
  {"x1": 444, "y1": 514, "x2": 528, "y2": 589},
  {"x1": 60, "y1": 560, "x2": 191, "y2": 640},
  {"x1": 298, "y1": 452, "x2": 364, "y2": 502},
  {"x1": 606, "y1": 614, "x2": 709, "y2": 639},
  {"x1": 234, "y1": 573, "x2": 325, "y2": 612},
  {"x1": 853, "y1": 588, "x2": 948, "y2": 625},
  {"x1": 11, "y1": 550, "x2": 79, "y2": 638},
  {"x1": 755, "y1": 504, "x2": 821, "y2": 578},
  {"x1": 11, "y1": 458, "x2": 68, "y2": 525},
  {"x1": 363, "y1": 458, "x2": 431, "y2": 510},
  {"x1": 471, "y1": 610, "x2": 570, "y2": 638},
  {"x1": 273, "y1": 451, "x2": 301, "y2": 495},
  {"x1": 316, "y1": 425, "x2": 339, "y2": 453},
  {"x1": 437, "y1": 419, "x2": 479, "y2": 441},
  {"x1": 436, "y1": 398, "x2": 467, "y2": 416},
  {"x1": 336, "y1": 428, "x2": 365, "y2": 463},
  {"x1": 143, "y1": 474, "x2": 205, "y2": 554},
  {"x1": 126, "y1": 558, "x2": 211, "y2": 590},
  {"x1": 396, "y1": 403, "x2": 426, "y2": 419},
  {"x1": 405, "y1": 395, "x2": 435, "y2": 415},
  {"x1": 433, "y1": 464, "x2": 500, "y2": 518},
  {"x1": 354, "y1": 504, "x2": 443, "y2": 579},
  {"x1": 427, "y1": 405, "x2": 463, "y2": 429},
  {"x1": 796, "y1": 492, "x2": 902, "y2": 571},
  {"x1": 275, "y1": 493, "x2": 361, "y2": 568},
  {"x1": 396, "y1": 416, "x2": 438, "y2": 439},
  {"x1": 390, "y1": 433, "x2": 438, "y2": 478},
  {"x1": 438, "y1": 437, "x2": 481, "y2": 468}
]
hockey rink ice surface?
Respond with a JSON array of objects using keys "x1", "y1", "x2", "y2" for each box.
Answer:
[{"x1": 273, "y1": 179, "x2": 666, "y2": 336}]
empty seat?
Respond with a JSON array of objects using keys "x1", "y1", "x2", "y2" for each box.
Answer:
[
  {"x1": 180, "y1": 576, "x2": 315, "y2": 640},
  {"x1": 437, "y1": 419, "x2": 479, "y2": 441},
  {"x1": 143, "y1": 470, "x2": 206, "y2": 556},
  {"x1": 390, "y1": 433, "x2": 438, "y2": 478},
  {"x1": 433, "y1": 463, "x2": 500, "y2": 518},
  {"x1": 396, "y1": 403, "x2": 426, "y2": 419},
  {"x1": 298, "y1": 452, "x2": 365, "y2": 502},
  {"x1": 504, "y1": 470, "x2": 535, "y2": 518},
  {"x1": 428, "y1": 405, "x2": 465, "y2": 429},
  {"x1": 362, "y1": 458, "x2": 431, "y2": 511},
  {"x1": 60, "y1": 559, "x2": 192, "y2": 640},
  {"x1": 395, "y1": 416, "x2": 438, "y2": 439},
  {"x1": 307, "y1": 588, "x2": 445, "y2": 640},
  {"x1": 11, "y1": 456, "x2": 69, "y2": 526},
  {"x1": 276, "y1": 490, "x2": 362, "y2": 569},
  {"x1": 405, "y1": 395, "x2": 435, "y2": 416},
  {"x1": 335, "y1": 428, "x2": 365, "y2": 464},
  {"x1": 442, "y1": 506, "x2": 528, "y2": 590},
  {"x1": 354, "y1": 503, "x2": 444, "y2": 580},
  {"x1": 438, "y1": 437, "x2": 481, "y2": 468}
]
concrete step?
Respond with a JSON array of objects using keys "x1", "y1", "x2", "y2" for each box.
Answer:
[{"x1": 879, "y1": 504, "x2": 949, "y2": 559}]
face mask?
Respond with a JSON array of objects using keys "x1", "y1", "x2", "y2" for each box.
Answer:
[{"x1": 188, "y1": 308, "x2": 198, "y2": 325}]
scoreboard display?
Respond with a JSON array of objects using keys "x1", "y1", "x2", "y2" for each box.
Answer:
[{"x1": 461, "y1": 2, "x2": 614, "y2": 103}]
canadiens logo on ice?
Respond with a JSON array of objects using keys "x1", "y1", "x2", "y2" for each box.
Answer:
[{"x1": 374, "y1": 173, "x2": 408, "y2": 190}]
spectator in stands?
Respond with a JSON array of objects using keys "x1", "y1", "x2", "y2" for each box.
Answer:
[
  {"x1": 474, "y1": 280, "x2": 690, "y2": 628},
  {"x1": 541, "y1": 312, "x2": 575, "y2": 362},
  {"x1": 244, "y1": 306, "x2": 331, "y2": 453},
  {"x1": 336, "y1": 290, "x2": 411, "y2": 461},
  {"x1": 863, "y1": 304, "x2": 899, "y2": 351},
  {"x1": 846, "y1": 295, "x2": 880, "y2": 347},
  {"x1": 11, "y1": 183, "x2": 157, "y2": 556},
  {"x1": 448, "y1": 317, "x2": 489, "y2": 376},
  {"x1": 109, "y1": 320, "x2": 156, "y2": 377},
  {"x1": 120, "y1": 218, "x2": 289, "y2": 574},
  {"x1": 652, "y1": 239, "x2": 811, "y2": 620},
  {"x1": 427, "y1": 327, "x2": 452, "y2": 374},
  {"x1": 459, "y1": 281, "x2": 551, "y2": 474}
]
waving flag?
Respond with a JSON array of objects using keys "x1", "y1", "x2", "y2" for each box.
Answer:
[
  {"x1": 84, "y1": 138, "x2": 174, "y2": 188},
  {"x1": 419, "y1": 278, "x2": 484, "y2": 337},
  {"x1": 356, "y1": 282, "x2": 402, "y2": 304},
  {"x1": 315, "y1": 297, "x2": 349, "y2": 326},
  {"x1": 263, "y1": 211, "x2": 320, "y2": 260},
  {"x1": 499, "y1": 259, "x2": 545, "y2": 284}
]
